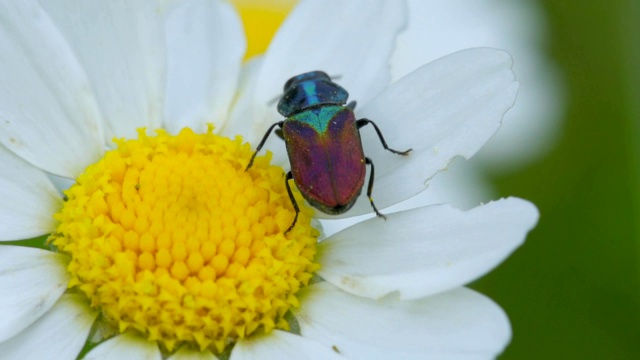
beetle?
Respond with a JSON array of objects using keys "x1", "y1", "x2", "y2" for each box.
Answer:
[{"x1": 246, "y1": 71, "x2": 411, "y2": 233}]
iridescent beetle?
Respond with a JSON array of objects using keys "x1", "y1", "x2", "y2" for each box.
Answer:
[{"x1": 246, "y1": 71, "x2": 411, "y2": 233}]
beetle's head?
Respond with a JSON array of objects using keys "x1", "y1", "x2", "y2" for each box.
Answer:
[
  {"x1": 277, "y1": 71, "x2": 349, "y2": 117},
  {"x1": 283, "y1": 71, "x2": 331, "y2": 92}
]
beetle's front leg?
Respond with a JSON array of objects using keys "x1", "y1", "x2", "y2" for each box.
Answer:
[
  {"x1": 284, "y1": 171, "x2": 300, "y2": 234},
  {"x1": 357, "y1": 119, "x2": 412, "y2": 156},
  {"x1": 245, "y1": 121, "x2": 284, "y2": 171}
]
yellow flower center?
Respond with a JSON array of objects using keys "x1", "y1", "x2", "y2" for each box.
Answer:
[{"x1": 50, "y1": 126, "x2": 319, "y2": 353}]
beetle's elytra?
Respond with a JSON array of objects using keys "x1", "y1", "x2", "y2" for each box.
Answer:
[{"x1": 246, "y1": 71, "x2": 411, "y2": 233}]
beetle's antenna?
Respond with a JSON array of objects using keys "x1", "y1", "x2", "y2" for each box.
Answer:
[{"x1": 329, "y1": 74, "x2": 342, "y2": 81}]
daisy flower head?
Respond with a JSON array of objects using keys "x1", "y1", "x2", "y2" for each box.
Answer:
[{"x1": 0, "y1": 1, "x2": 538, "y2": 360}]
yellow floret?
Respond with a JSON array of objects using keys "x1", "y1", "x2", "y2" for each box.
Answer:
[{"x1": 50, "y1": 126, "x2": 319, "y2": 354}]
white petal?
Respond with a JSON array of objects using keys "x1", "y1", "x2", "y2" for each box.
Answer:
[
  {"x1": 386, "y1": 158, "x2": 495, "y2": 211},
  {"x1": 338, "y1": 48, "x2": 519, "y2": 217},
  {"x1": 38, "y1": 0, "x2": 167, "y2": 141},
  {"x1": 168, "y1": 346, "x2": 218, "y2": 360},
  {"x1": 221, "y1": 55, "x2": 294, "y2": 169},
  {"x1": 220, "y1": 54, "x2": 262, "y2": 129},
  {"x1": 84, "y1": 333, "x2": 161, "y2": 360},
  {"x1": 260, "y1": 0, "x2": 406, "y2": 107},
  {"x1": 295, "y1": 283, "x2": 511, "y2": 360},
  {"x1": 47, "y1": 173, "x2": 75, "y2": 196},
  {"x1": 0, "y1": 247, "x2": 69, "y2": 341},
  {"x1": 0, "y1": 294, "x2": 97, "y2": 360},
  {"x1": 221, "y1": 56, "x2": 289, "y2": 163},
  {"x1": 163, "y1": 0, "x2": 245, "y2": 134},
  {"x1": 319, "y1": 158, "x2": 496, "y2": 238},
  {"x1": 225, "y1": 0, "x2": 406, "y2": 147},
  {"x1": 0, "y1": 145, "x2": 62, "y2": 240},
  {"x1": 318, "y1": 198, "x2": 538, "y2": 300},
  {"x1": 231, "y1": 330, "x2": 345, "y2": 360},
  {"x1": 0, "y1": 0, "x2": 104, "y2": 178}
]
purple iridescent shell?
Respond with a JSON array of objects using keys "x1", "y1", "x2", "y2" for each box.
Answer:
[{"x1": 283, "y1": 106, "x2": 365, "y2": 214}]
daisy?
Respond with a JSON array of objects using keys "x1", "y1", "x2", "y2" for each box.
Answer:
[{"x1": 0, "y1": 1, "x2": 538, "y2": 359}]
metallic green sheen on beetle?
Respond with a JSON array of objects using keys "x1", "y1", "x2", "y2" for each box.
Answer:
[{"x1": 246, "y1": 71, "x2": 411, "y2": 233}]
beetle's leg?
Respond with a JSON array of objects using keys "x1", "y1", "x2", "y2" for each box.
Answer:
[
  {"x1": 346, "y1": 101, "x2": 357, "y2": 110},
  {"x1": 284, "y1": 171, "x2": 300, "y2": 234},
  {"x1": 245, "y1": 121, "x2": 284, "y2": 171},
  {"x1": 275, "y1": 128, "x2": 285, "y2": 140},
  {"x1": 365, "y1": 157, "x2": 386, "y2": 220},
  {"x1": 357, "y1": 119, "x2": 412, "y2": 156}
]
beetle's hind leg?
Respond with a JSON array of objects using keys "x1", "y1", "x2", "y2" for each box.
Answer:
[
  {"x1": 245, "y1": 121, "x2": 284, "y2": 171},
  {"x1": 284, "y1": 171, "x2": 300, "y2": 233},
  {"x1": 357, "y1": 119, "x2": 412, "y2": 156},
  {"x1": 365, "y1": 157, "x2": 386, "y2": 220}
]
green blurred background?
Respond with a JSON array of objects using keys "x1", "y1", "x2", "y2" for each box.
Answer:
[{"x1": 473, "y1": 1, "x2": 640, "y2": 358}]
